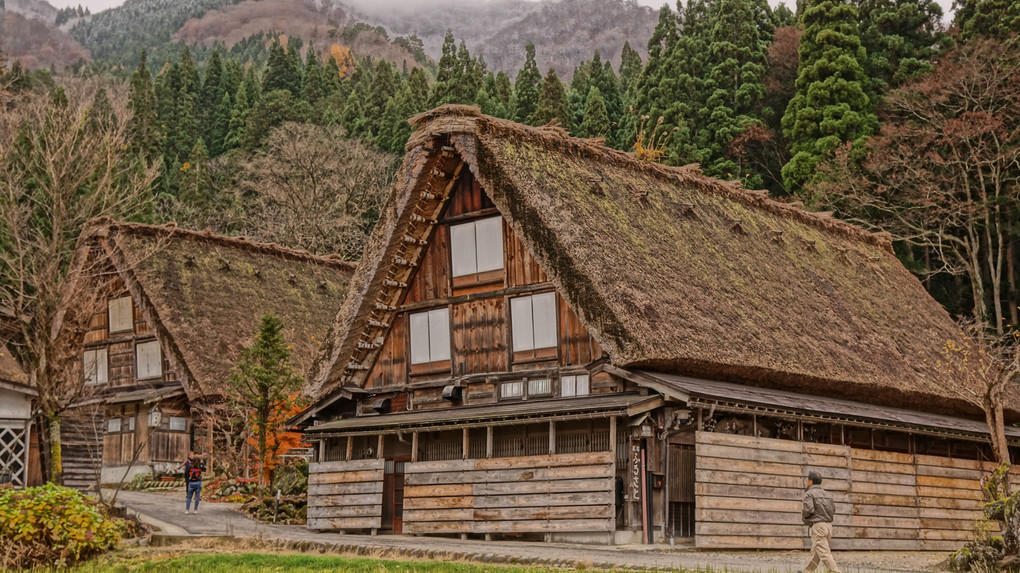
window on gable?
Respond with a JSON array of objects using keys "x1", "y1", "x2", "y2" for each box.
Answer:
[
  {"x1": 510, "y1": 292, "x2": 558, "y2": 361},
  {"x1": 450, "y1": 216, "x2": 504, "y2": 287},
  {"x1": 125, "y1": 416, "x2": 136, "y2": 432},
  {"x1": 561, "y1": 374, "x2": 590, "y2": 397},
  {"x1": 83, "y1": 348, "x2": 108, "y2": 385},
  {"x1": 135, "y1": 340, "x2": 162, "y2": 380},
  {"x1": 409, "y1": 308, "x2": 451, "y2": 370},
  {"x1": 106, "y1": 418, "x2": 121, "y2": 433},
  {"x1": 168, "y1": 416, "x2": 187, "y2": 432},
  {"x1": 108, "y1": 296, "x2": 133, "y2": 333}
]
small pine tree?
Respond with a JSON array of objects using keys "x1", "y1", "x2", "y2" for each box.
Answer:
[
  {"x1": 531, "y1": 68, "x2": 570, "y2": 128},
  {"x1": 579, "y1": 86, "x2": 610, "y2": 138},
  {"x1": 229, "y1": 314, "x2": 303, "y2": 485}
]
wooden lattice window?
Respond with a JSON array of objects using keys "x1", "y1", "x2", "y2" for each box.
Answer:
[
  {"x1": 450, "y1": 216, "x2": 504, "y2": 287},
  {"x1": 83, "y1": 348, "x2": 108, "y2": 385},
  {"x1": 135, "y1": 340, "x2": 162, "y2": 380},
  {"x1": 510, "y1": 292, "x2": 557, "y2": 361},
  {"x1": 108, "y1": 296, "x2": 133, "y2": 333},
  {"x1": 0, "y1": 425, "x2": 28, "y2": 487}
]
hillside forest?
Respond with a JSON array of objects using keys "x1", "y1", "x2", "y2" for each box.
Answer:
[{"x1": 0, "y1": 0, "x2": 1019, "y2": 338}]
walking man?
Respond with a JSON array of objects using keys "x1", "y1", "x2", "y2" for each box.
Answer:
[
  {"x1": 178, "y1": 451, "x2": 207, "y2": 514},
  {"x1": 801, "y1": 470, "x2": 840, "y2": 573}
]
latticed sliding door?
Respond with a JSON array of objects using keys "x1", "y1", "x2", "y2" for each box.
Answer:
[{"x1": 0, "y1": 422, "x2": 28, "y2": 487}]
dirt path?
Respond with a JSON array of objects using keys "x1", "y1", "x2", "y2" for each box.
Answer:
[{"x1": 111, "y1": 490, "x2": 950, "y2": 572}]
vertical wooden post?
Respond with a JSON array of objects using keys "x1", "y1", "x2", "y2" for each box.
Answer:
[
  {"x1": 462, "y1": 428, "x2": 470, "y2": 460},
  {"x1": 609, "y1": 416, "x2": 617, "y2": 462},
  {"x1": 696, "y1": 409, "x2": 703, "y2": 431},
  {"x1": 317, "y1": 440, "x2": 324, "y2": 463},
  {"x1": 411, "y1": 432, "x2": 419, "y2": 462},
  {"x1": 345, "y1": 436, "x2": 353, "y2": 461},
  {"x1": 486, "y1": 426, "x2": 493, "y2": 458},
  {"x1": 207, "y1": 415, "x2": 214, "y2": 473},
  {"x1": 549, "y1": 421, "x2": 556, "y2": 455},
  {"x1": 377, "y1": 434, "x2": 385, "y2": 459}
]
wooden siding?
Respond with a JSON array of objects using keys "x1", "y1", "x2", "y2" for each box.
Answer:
[
  {"x1": 452, "y1": 298, "x2": 508, "y2": 377},
  {"x1": 307, "y1": 459, "x2": 385, "y2": 531},
  {"x1": 402, "y1": 451, "x2": 615, "y2": 534},
  {"x1": 694, "y1": 431, "x2": 1018, "y2": 551},
  {"x1": 404, "y1": 225, "x2": 451, "y2": 305},
  {"x1": 505, "y1": 225, "x2": 547, "y2": 288},
  {"x1": 365, "y1": 314, "x2": 408, "y2": 390},
  {"x1": 558, "y1": 293, "x2": 600, "y2": 366},
  {"x1": 444, "y1": 174, "x2": 493, "y2": 218}
]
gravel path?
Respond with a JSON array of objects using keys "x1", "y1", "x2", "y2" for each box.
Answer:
[{"x1": 110, "y1": 490, "x2": 951, "y2": 572}]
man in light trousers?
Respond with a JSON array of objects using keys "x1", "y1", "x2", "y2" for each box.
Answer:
[{"x1": 800, "y1": 470, "x2": 840, "y2": 573}]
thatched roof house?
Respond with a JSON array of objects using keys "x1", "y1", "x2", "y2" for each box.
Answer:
[
  {"x1": 84, "y1": 219, "x2": 355, "y2": 400},
  {"x1": 309, "y1": 105, "x2": 998, "y2": 419},
  {"x1": 66, "y1": 220, "x2": 355, "y2": 486}
]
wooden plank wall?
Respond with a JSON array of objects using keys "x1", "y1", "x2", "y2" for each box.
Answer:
[
  {"x1": 402, "y1": 451, "x2": 615, "y2": 534},
  {"x1": 452, "y1": 298, "x2": 508, "y2": 377},
  {"x1": 307, "y1": 459, "x2": 385, "y2": 531},
  {"x1": 695, "y1": 431, "x2": 1017, "y2": 551}
]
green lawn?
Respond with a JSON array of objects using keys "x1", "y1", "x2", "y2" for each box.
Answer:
[{"x1": 67, "y1": 552, "x2": 667, "y2": 573}]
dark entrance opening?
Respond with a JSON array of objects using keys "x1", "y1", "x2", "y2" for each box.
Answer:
[{"x1": 668, "y1": 444, "x2": 696, "y2": 538}]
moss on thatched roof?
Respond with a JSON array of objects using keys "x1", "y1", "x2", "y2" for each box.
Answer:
[
  {"x1": 310, "y1": 105, "x2": 1004, "y2": 420},
  {"x1": 84, "y1": 220, "x2": 355, "y2": 399}
]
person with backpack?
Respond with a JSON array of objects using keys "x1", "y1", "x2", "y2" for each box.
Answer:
[
  {"x1": 177, "y1": 451, "x2": 207, "y2": 514},
  {"x1": 800, "y1": 470, "x2": 840, "y2": 573}
]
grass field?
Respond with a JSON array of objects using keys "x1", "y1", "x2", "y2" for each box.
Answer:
[{"x1": 63, "y1": 549, "x2": 692, "y2": 573}]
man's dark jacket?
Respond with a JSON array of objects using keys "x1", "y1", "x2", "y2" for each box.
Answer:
[{"x1": 802, "y1": 484, "x2": 835, "y2": 524}]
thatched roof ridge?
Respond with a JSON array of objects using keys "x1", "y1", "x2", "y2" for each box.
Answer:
[
  {"x1": 85, "y1": 219, "x2": 355, "y2": 399},
  {"x1": 308, "y1": 106, "x2": 1003, "y2": 422},
  {"x1": 409, "y1": 105, "x2": 893, "y2": 254}
]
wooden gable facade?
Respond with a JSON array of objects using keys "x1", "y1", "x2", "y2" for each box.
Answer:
[
  {"x1": 360, "y1": 171, "x2": 608, "y2": 410},
  {"x1": 298, "y1": 106, "x2": 1020, "y2": 550}
]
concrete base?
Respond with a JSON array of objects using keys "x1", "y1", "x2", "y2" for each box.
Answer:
[
  {"x1": 100, "y1": 463, "x2": 151, "y2": 485},
  {"x1": 549, "y1": 530, "x2": 646, "y2": 545}
]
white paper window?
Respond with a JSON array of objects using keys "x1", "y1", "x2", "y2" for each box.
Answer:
[
  {"x1": 450, "y1": 217, "x2": 504, "y2": 277},
  {"x1": 409, "y1": 308, "x2": 451, "y2": 364},
  {"x1": 528, "y1": 378, "x2": 551, "y2": 396},
  {"x1": 511, "y1": 292, "x2": 557, "y2": 351},
  {"x1": 561, "y1": 374, "x2": 590, "y2": 397},
  {"x1": 108, "y1": 296, "x2": 133, "y2": 333},
  {"x1": 501, "y1": 381, "x2": 524, "y2": 399},
  {"x1": 83, "y1": 348, "x2": 108, "y2": 385},
  {"x1": 106, "y1": 418, "x2": 121, "y2": 433},
  {"x1": 135, "y1": 340, "x2": 163, "y2": 379},
  {"x1": 169, "y1": 416, "x2": 187, "y2": 431},
  {"x1": 126, "y1": 416, "x2": 136, "y2": 432}
]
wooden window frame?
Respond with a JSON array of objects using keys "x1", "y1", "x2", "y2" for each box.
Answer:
[
  {"x1": 450, "y1": 216, "x2": 505, "y2": 290},
  {"x1": 135, "y1": 339, "x2": 163, "y2": 381},
  {"x1": 527, "y1": 378, "x2": 553, "y2": 397},
  {"x1": 168, "y1": 416, "x2": 187, "y2": 432},
  {"x1": 108, "y1": 296, "x2": 133, "y2": 334},
  {"x1": 408, "y1": 308, "x2": 452, "y2": 375},
  {"x1": 499, "y1": 380, "x2": 524, "y2": 401},
  {"x1": 106, "y1": 418, "x2": 122, "y2": 434},
  {"x1": 509, "y1": 292, "x2": 559, "y2": 363},
  {"x1": 560, "y1": 373, "x2": 591, "y2": 397},
  {"x1": 83, "y1": 347, "x2": 109, "y2": 386}
]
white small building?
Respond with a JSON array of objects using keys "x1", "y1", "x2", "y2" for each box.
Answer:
[{"x1": 0, "y1": 347, "x2": 34, "y2": 488}]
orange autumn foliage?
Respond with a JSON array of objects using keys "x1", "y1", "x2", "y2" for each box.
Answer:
[{"x1": 247, "y1": 392, "x2": 307, "y2": 480}]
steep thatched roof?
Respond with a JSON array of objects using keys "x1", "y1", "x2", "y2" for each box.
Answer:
[
  {"x1": 309, "y1": 105, "x2": 1005, "y2": 420},
  {"x1": 84, "y1": 220, "x2": 355, "y2": 399}
]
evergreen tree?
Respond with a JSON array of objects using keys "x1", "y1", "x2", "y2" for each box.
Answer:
[
  {"x1": 302, "y1": 48, "x2": 325, "y2": 110},
  {"x1": 263, "y1": 39, "x2": 301, "y2": 97},
  {"x1": 700, "y1": 0, "x2": 770, "y2": 182},
  {"x1": 228, "y1": 314, "x2": 303, "y2": 485},
  {"x1": 209, "y1": 90, "x2": 232, "y2": 157},
  {"x1": 618, "y1": 41, "x2": 643, "y2": 96},
  {"x1": 242, "y1": 89, "x2": 303, "y2": 150},
  {"x1": 364, "y1": 59, "x2": 397, "y2": 137},
  {"x1": 127, "y1": 50, "x2": 161, "y2": 162},
  {"x1": 199, "y1": 49, "x2": 225, "y2": 153},
  {"x1": 224, "y1": 80, "x2": 251, "y2": 153},
  {"x1": 531, "y1": 68, "x2": 570, "y2": 128},
  {"x1": 781, "y1": 0, "x2": 877, "y2": 194},
  {"x1": 513, "y1": 42, "x2": 542, "y2": 124},
  {"x1": 494, "y1": 71, "x2": 514, "y2": 115},
  {"x1": 180, "y1": 138, "x2": 212, "y2": 207},
  {"x1": 587, "y1": 53, "x2": 625, "y2": 147},
  {"x1": 431, "y1": 31, "x2": 460, "y2": 106},
  {"x1": 579, "y1": 86, "x2": 610, "y2": 138},
  {"x1": 87, "y1": 87, "x2": 117, "y2": 134},
  {"x1": 955, "y1": 0, "x2": 1020, "y2": 43},
  {"x1": 458, "y1": 40, "x2": 485, "y2": 102},
  {"x1": 857, "y1": 0, "x2": 944, "y2": 93},
  {"x1": 340, "y1": 91, "x2": 366, "y2": 138}
]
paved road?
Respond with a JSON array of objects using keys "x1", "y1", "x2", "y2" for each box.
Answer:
[{"x1": 109, "y1": 490, "x2": 949, "y2": 573}]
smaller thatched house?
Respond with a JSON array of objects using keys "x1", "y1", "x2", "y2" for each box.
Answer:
[
  {"x1": 293, "y1": 106, "x2": 1019, "y2": 549},
  {"x1": 63, "y1": 220, "x2": 355, "y2": 487}
]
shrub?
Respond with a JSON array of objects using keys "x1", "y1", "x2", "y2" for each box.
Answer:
[{"x1": 0, "y1": 483, "x2": 125, "y2": 568}]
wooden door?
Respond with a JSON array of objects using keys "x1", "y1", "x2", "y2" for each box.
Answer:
[
  {"x1": 383, "y1": 458, "x2": 409, "y2": 533},
  {"x1": 668, "y1": 444, "x2": 696, "y2": 537}
]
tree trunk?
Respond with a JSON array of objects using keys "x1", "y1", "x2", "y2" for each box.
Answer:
[{"x1": 48, "y1": 413, "x2": 63, "y2": 486}]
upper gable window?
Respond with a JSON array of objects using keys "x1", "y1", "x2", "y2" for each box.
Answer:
[
  {"x1": 108, "y1": 296, "x2": 133, "y2": 333},
  {"x1": 135, "y1": 340, "x2": 163, "y2": 380},
  {"x1": 409, "y1": 308, "x2": 451, "y2": 368},
  {"x1": 83, "y1": 348, "x2": 108, "y2": 385},
  {"x1": 510, "y1": 292, "x2": 558, "y2": 361},
  {"x1": 560, "y1": 374, "x2": 590, "y2": 397},
  {"x1": 450, "y1": 217, "x2": 504, "y2": 285}
]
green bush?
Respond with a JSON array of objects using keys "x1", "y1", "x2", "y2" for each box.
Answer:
[{"x1": 0, "y1": 483, "x2": 125, "y2": 568}]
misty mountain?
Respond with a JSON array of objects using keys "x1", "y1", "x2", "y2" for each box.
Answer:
[
  {"x1": 3, "y1": 0, "x2": 58, "y2": 23},
  {"x1": 338, "y1": 0, "x2": 658, "y2": 77},
  {"x1": 1, "y1": 0, "x2": 92, "y2": 69}
]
